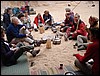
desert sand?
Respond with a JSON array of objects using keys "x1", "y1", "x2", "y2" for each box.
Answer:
[
  {"x1": 27, "y1": 1, "x2": 99, "y2": 74},
  {"x1": 1, "y1": 1, "x2": 99, "y2": 75}
]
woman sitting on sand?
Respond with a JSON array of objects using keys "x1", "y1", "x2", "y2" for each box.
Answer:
[
  {"x1": 73, "y1": 27, "x2": 99, "y2": 75},
  {"x1": 33, "y1": 13, "x2": 45, "y2": 32}
]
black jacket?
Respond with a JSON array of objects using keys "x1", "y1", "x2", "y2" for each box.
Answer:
[
  {"x1": 1, "y1": 38, "x2": 16, "y2": 66},
  {"x1": 3, "y1": 13, "x2": 11, "y2": 31}
]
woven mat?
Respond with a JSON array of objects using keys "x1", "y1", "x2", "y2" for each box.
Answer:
[
  {"x1": 30, "y1": 64, "x2": 84, "y2": 75},
  {"x1": 1, "y1": 55, "x2": 30, "y2": 75}
]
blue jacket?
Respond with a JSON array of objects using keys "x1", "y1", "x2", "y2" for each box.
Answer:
[{"x1": 6, "y1": 23, "x2": 26, "y2": 43}]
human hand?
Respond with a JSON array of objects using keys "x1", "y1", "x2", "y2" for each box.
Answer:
[
  {"x1": 60, "y1": 23, "x2": 64, "y2": 26},
  {"x1": 45, "y1": 19, "x2": 50, "y2": 23},
  {"x1": 22, "y1": 26, "x2": 26, "y2": 29},
  {"x1": 74, "y1": 31, "x2": 77, "y2": 34},
  {"x1": 61, "y1": 28, "x2": 63, "y2": 31},
  {"x1": 69, "y1": 27, "x2": 72, "y2": 29},
  {"x1": 26, "y1": 34, "x2": 30, "y2": 37},
  {"x1": 11, "y1": 44, "x2": 16, "y2": 48}
]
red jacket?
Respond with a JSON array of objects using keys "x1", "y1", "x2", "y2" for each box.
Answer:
[
  {"x1": 34, "y1": 16, "x2": 44, "y2": 26},
  {"x1": 75, "y1": 39, "x2": 99, "y2": 75},
  {"x1": 72, "y1": 20, "x2": 88, "y2": 39}
]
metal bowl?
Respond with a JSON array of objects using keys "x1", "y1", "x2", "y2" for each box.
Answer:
[{"x1": 53, "y1": 38, "x2": 61, "y2": 45}]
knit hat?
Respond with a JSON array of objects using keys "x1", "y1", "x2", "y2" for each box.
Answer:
[{"x1": 65, "y1": 8, "x2": 71, "y2": 12}]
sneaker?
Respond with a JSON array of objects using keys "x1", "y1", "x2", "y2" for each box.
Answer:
[
  {"x1": 69, "y1": 36, "x2": 73, "y2": 40},
  {"x1": 77, "y1": 45, "x2": 86, "y2": 51},
  {"x1": 34, "y1": 29, "x2": 38, "y2": 32},
  {"x1": 29, "y1": 41, "x2": 34, "y2": 45},
  {"x1": 29, "y1": 35, "x2": 34, "y2": 39},
  {"x1": 30, "y1": 50, "x2": 36, "y2": 57},
  {"x1": 45, "y1": 27, "x2": 49, "y2": 30},
  {"x1": 34, "y1": 40, "x2": 41, "y2": 47}
]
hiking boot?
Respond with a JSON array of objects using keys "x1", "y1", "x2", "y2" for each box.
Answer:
[
  {"x1": 34, "y1": 40, "x2": 41, "y2": 47},
  {"x1": 29, "y1": 41, "x2": 34, "y2": 45},
  {"x1": 69, "y1": 36, "x2": 73, "y2": 40},
  {"x1": 45, "y1": 27, "x2": 49, "y2": 30},
  {"x1": 77, "y1": 45, "x2": 86, "y2": 51},
  {"x1": 29, "y1": 35, "x2": 34, "y2": 39},
  {"x1": 30, "y1": 49, "x2": 40, "y2": 57},
  {"x1": 34, "y1": 29, "x2": 38, "y2": 32}
]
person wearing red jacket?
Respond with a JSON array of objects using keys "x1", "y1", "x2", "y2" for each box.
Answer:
[
  {"x1": 73, "y1": 27, "x2": 99, "y2": 75},
  {"x1": 33, "y1": 13, "x2": 44, "y2": 31},
  {"x1": 73, "y1": 16, "x2": 99, "y2": 51},
  {"x1": 67, "y1": 13, "x2": 88, "y2": 40}
]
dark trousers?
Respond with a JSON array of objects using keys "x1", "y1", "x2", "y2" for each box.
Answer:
[
  {"x1": 60, "y1": 26, "x2": 69, "y2": 32},
  {"x1": 7, "y1": 45, "x2": 34, "y2": 66},
  {"x1": 25, "y1": 6, "x2": 30, "y2": 15}
]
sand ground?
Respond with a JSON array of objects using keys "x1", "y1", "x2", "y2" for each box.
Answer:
[
  {"x1": 1, "y1": 1, "x2": 99, "y2": 74},
  {"x1": 26, "y1": 1, "x2": 99, "y2": 74}
]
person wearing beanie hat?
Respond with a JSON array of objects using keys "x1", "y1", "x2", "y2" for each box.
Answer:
[
  {"x1": 65, "y1": 8, "x2": 71, "y2": 12},
  {"x1": 60, "y1": 11, "x2": 74, "y2": 32},
  {"x1": 65, "y1": 7, "x2": 74, "y2": 18}
]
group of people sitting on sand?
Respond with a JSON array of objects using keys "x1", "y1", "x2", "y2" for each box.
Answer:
[{"x1": 1, "y1": 7, "x2": 99, "y2": 75}]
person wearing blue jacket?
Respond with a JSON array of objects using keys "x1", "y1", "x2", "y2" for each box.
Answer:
[{"x1": 6, "y1": 17, "x2": 34, "y2": 45}]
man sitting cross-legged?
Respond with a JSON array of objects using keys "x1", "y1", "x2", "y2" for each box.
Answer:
[{"x1": 6, "y1": 17, "x2": 41, "y2": 46}]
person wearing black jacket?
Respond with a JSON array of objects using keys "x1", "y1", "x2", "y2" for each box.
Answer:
[
  {"x1": 43, "y1": 10, "x2": 54, "y2": 30},
  {"x1": 1, "y1": 27, "x2": 40, "y2": 66},
  {"x1": 3, "y1": 8, "x2": 12, "y2": 32}
]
